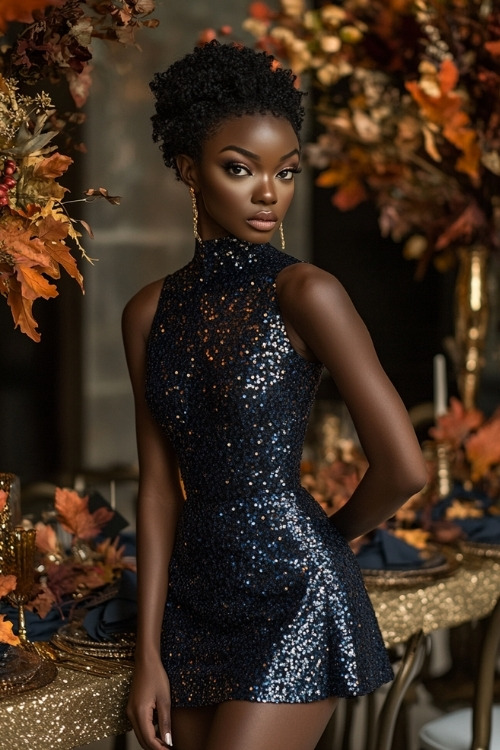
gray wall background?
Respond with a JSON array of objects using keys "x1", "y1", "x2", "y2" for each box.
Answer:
[{"x1": 81, "y1": 0, "x2": 311, "y2": 470}]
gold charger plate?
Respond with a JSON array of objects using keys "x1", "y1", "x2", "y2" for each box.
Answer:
[
  {"x1": 362, "y1": 546, "x2": 460, "y2": 589},
  {"x1": 458, "y1": 540, "x2": 500, "y2": 559},
  {"x1": 54, "y1": 622, "x2": 134, "y2": 660},
  {"x1": 0, "y1": 647, "x2": 58, "y2": 699}
]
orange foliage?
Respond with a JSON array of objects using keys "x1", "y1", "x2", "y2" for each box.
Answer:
[
  {"x1": 429, "y1": 397, "x2": 484, "y2": 448},
  {"x1": 0, "y1": 615, "x2": 20, "y2": 646},
  {"x1": 55, "y1": 487, "x2": 114, "y2": 541},
  {"x1": 406, "y1": 60, "x2": 481, "y2": 182},
  {"x1": 0, "y1": 574, "x2": 17, "y2": 598},
  {"x1": 465, "y1": 410, "x2": 500, "y2": 482},
  {"x1": 0, "y1": 490, "x2": 7, "y2": 514}
]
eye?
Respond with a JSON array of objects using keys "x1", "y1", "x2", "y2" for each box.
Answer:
[
  {"x1": 277, "y1": 166, "x2": 302, "y2": 181},
  {"x1": 224, "y1": 162, "x2": 252, "y2": 177}
]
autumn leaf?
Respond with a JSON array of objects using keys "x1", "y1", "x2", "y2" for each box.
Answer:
[
  {"x1": 0, "y1": 615, "x2": 20, "y2": 646},
  {"x1": 34, "y1": 522, "x2": 61, "y2": 558},
  {"x1": 485, "y1": 40, "x2": 500, "y2": 57},
  {"x1": 434, "y1": 202, "x2": 487, "y2": 250},
  {"x1": 6, "y1": 276, "x2": 43, "y2": 342},
  {"x1": 465, "y1": 410, "x2": 500, "y2": 482},
  {"x1": 83, "y1": 187, "x2": 121, "y2": 205},
  {"x1": 33, "y1": 153, "x2": 74, "y2": 179},
  {"x1": 25, "y1": 586, "x2": 57, "y2": 618},
  {"x1": 55, "y1": 487, "x2": 114, "y2": 541},
  {"x1": 0, "y1": 574, "x2": 17, "y2": 598},
  {"x1": 429, "y1": 397, "x2": 484, "y2": 448},
  {"x1": 332, "y1": 177, "x2": 368, "y2": 211}
]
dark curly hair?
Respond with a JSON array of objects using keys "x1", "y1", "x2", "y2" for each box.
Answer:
[{"x1": 150, "y1": 41, "x2": 305, "y2": 178}]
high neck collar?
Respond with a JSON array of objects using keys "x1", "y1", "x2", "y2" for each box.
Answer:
[{"x1": 193, "y1": 236, "x2": 272, "y2": 272}]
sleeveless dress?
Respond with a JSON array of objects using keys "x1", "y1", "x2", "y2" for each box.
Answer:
[{"x1": 146, "y1": 236, "x2": 393, "y2": 707}]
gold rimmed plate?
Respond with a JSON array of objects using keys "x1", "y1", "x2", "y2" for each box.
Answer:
[
  {"x1": 458, "y1": 540, "x2": 500, "y2": 560},
  {"x1": 362, "y1": 546, "x2": 460, "y2": 589},
  {"x1": 54, "y1": 622, "x2": 134, "y2": 660}
]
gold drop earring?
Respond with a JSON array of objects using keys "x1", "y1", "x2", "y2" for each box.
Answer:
[
  {"x1": 189, "y1": 187, "x2": 202, "y2": 243},
  {"x1": 279, "y1": 223, "x2": 285, "y2": 251}
]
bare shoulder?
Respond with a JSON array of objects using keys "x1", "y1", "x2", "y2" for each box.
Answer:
[
  {"x1": 122, "y1": 278, "x2": 165, "y2": 343},
  {"x1": 276, "y1": 261, "x2": 349, "y2": 314}
]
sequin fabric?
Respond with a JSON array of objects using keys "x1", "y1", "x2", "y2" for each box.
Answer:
[{"x1": 146, "y1": 236, "x2": 393, "y2": 707}]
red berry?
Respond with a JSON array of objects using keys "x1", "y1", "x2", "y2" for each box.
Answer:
[
  {"x1": 0, "y1": 196, "x2": 8, "y2": 205},
  {"x1": 4, "y1": 166, "x2": 15, "y2": 175},
  {"x1": 5, "y1": 159, "x2": 16, "y2": 170},
  {"x1": 2, "y1": 176, "x2": 16, "y2": 189},
  {"x1": 0, "y1": 184, "x2": 8, "y2": 193}
]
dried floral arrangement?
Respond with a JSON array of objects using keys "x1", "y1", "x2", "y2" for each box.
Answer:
[
  {"x1": 0, "y1": 486, "x2": 135, "y2": 638},
  {"x1": 0, "y1": 0, "x2": 158, "y2": 341},
  {"x1": 218, "y1": 0, "x2": 500, "y2": 276}
]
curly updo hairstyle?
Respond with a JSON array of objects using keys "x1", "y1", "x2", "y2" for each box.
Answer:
[{"x1": 150, "y1": 41, "x2": 305, "y2": 178}]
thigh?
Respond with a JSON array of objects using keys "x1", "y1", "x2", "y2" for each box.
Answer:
[
  {"x1": 171, "y1": 705, "x2": 217, "y2": 750},
  {"x1": 205, "y1": 698, "x2": 339, "y2": 750}
]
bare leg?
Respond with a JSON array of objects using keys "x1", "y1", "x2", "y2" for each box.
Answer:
[
  {"x1": 171, "y1": 705, "x2": 217, "y2": 750},
  {"x1": 205, "y1": 699, "x2": 339, "y2": 750}
]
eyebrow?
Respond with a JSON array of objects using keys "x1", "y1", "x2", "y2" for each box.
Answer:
[{"x1": 219, "y1": 145, "x2": 300, "y2": 162}]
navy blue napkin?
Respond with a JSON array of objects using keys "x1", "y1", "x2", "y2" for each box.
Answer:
[
  {"x1": 355, "y1": 528, "x2": 423, "y2": 570},
  {"x1": 0, "y1": 599, "x2": 74, "y2": 641},
  {"x1": 83, "y1": 569, "x2": 137, "y2": 641},
  {"x1": 456, "y1": 517, "x2": 500, "y2": 543}
]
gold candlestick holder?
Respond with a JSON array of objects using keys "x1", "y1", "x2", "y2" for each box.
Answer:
[{"x1": 4, "y1": 528, "x2": 37, "y2": 642}]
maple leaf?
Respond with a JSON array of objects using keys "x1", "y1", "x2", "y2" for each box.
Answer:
[
  {"x1": 0, "y1": 0, "x2": 63, "y2": 33},
  {"x1": 55, "y1": 487, "x2": 114, "y2": 541},
  {"x1": 0, "y1": 615, "x2": 20, "y2": 646},
  {"x1": 0, "y1": 574, "x2": 17, "y2": 598},
  {"x1": 25, "y1": 584, "x2": 57, "y2": 618},
  {"x1": 0, "y1": 489, "x2": 7, "y2": 514},
  {"x1": 465, "y1": 410, "x2": 500, "y2": 482},
  {"x1": 33, "y1": 153, "x2": 73, "y2": 179},
  {"x1": 6, "y1": 275, "x2": 43, "y2": 342},
  {"x1": 429, "y1": 397, "x2": 484, "y2": 448},
  {"x1": 34, "y1": 522, "x2": 61, "y2": 557}
]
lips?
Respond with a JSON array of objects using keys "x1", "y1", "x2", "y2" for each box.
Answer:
[{"x1": 247, "y1": 211, "x2": 278, "y2": 232}]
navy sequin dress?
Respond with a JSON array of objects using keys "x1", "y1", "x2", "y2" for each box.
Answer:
[{"x1": 146, "y1": 236, "x2": 393, "y2": 707}]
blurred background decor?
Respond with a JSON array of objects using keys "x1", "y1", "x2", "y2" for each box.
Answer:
[{"x1": 0, "y1": 0, "x2": 159, "y2": 341}]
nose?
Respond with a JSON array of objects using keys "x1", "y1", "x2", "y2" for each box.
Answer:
[{"x1": 252, "y1": 175, "x2": 277, "y2": 205}]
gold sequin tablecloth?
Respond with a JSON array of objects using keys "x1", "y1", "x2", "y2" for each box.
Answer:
[
  {"x1": 0, "y1": 556, "x2": 499, "y2": 749},
  {"x1": 0, "y1": 664, "x2": 131, "y2": 750},
  {"x1": 370, "y1": 555, "x2": 500, "y2": 647}
]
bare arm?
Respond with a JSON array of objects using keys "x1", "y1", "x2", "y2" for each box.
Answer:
[
  {"x1": 122, "y1": 280, "x2": 185, "y2": 750},
  {"x1": 277, "y1": 263, "x2": 427, "y2": 541}
]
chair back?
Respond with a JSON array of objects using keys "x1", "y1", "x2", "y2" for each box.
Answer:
[
  {"x1": 375, "y1": 629, "x2": 427, "y2": 750},
  {"x1": 472, "y1": 596, "x2": 500, "y2": 750}
]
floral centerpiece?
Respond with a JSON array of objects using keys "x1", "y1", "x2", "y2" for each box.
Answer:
[
  {"x1": 0, "y1": 0, "x2": 158, "y2": 341},
  {"x1": 0, "y1": 486, "x2": 135, "y2": 634},
  {"x1": 238, "y1": 0, "x2": 500, "y2": 276}
]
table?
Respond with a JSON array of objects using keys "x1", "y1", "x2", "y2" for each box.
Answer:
[{"x1": 1, "y1": 555, "x2": 499, "y2": 750}]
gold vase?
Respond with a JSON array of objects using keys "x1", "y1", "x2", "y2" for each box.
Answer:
[
  {"x1": 454, "y1": 246, "x2": 490, "y2": 410},
  {"x1": 0, "y1": 473, "x2": 21, "y2": 574}
]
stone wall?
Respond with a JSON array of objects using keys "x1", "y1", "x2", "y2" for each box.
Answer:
[{"x1": 81, "y1": 1, "x2": 311, "y2": 469}]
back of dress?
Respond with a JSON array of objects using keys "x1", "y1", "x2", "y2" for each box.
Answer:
[{"x1": 146, "y1": 236, "x2": 393, "y2": 708}]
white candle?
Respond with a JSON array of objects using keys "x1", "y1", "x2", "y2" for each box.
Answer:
[{"x1": 433, "y1": 354, "x2": 447, "y2": 418}]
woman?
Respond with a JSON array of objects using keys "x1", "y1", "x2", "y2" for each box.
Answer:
[{"x1": 123, "y1": 41, "x2": 427, "y2": 750}]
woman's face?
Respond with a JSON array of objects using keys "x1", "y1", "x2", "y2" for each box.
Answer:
[{"x1": 189, "y1": 114, "x2": 301, "y2": 244}]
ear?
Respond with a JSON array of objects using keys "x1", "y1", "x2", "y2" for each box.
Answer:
[{"x1": 176, "y1": 155, "x2": 199, "y2": 190}]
